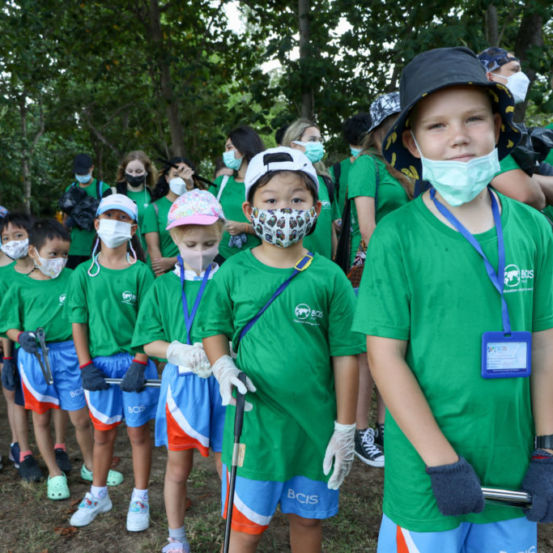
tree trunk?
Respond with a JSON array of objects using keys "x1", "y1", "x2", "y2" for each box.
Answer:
[
  {"x1": 485, "y1": 4, "x2": 498, "y2": 46},
  {"x1": 18, "y1": 97, "x2": 31, "y2": 214},
  {"x1": 514, "y1": 4, "x2": 543, "y2": 121},
  {"x1": 147, "y1": 0, "x2": 187, "y2": 157},
  {"x1": 298, "y1": 0, "x2": 313, "y2": 121}
]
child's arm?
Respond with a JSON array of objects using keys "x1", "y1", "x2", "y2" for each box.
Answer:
[
  {"x1": 144, "y1": 340, "x2": 169, "y2": 360},
  {"x1": 203, "y1": 334, "x2": 230, "y2": 364},
  {"x1": 366, "y1": 335, "x2": 458, "y2": 465},
  {"x1": 522, "y1": 328, "x2": 553, "y2": 522},
  {"x1": 72, "y1": 322, "x2": 92, "y2": 366},
  {"x1": 332, "y1": 355, "x2": 358, "y2": 425}
]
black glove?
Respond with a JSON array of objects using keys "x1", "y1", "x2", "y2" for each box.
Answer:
[
  {"x1": 1, "y1": 357, "x2": 17, "y2": 390},
  {"x1": 426, "y1": 457, "x2": 484, "y2": 516},
  {"x1": 120, "y1": 360, "x2": 146, "y2": 393},
  {"x1": 80, "y1": 362, "x2": 109, "y2": 391},
  {"x1": 522, "y1": 449, "x2": 553, "y2": 522},
  {"x1": 18, "y1": 332, "x2": 38, "y2": 354},
  {"x1": 537, "y1": 162, "x2": 553, "y2": 176}
]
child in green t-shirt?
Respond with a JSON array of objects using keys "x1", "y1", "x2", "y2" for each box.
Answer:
[
  {"x1": 353, "y1": 47, "x2": 553, "y2": 552},
  {"x1": 200, "y1": 147, "x2": 363, "y2": 553},
  {"x1": 132, "y1": 189, "x2": 226, "y2": 553},
  {"x1": 68, "y1": 194, "x2": 158, "y2": 532},
  {"x1": 1, "y1": 219, "x2": 94, "y2": 501}
]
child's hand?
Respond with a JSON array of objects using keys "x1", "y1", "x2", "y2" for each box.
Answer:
[
  {"x1": 18, "y1": 331, "x2": 39, "y2": 354},
  {"x1": 80, "y1": 362, "x2": 109, "y2": 391},
  {"x1": 522, "y1": 449, "x2": 553, "y2": 522},
  {"x1": 323, "y1": 421, "x2": 356, "y2": 490},
  {"x1": 225, "y1": 220, "x2": 246, "y2": 236},
  {"x1": 167, "y1": 341, "x2": 211, "y2": 378},
  {"x1": 120, "y1": 359, "x2": 147, "y2": 393},
  {"x1": 1, "y1": 357, "x2": 16, "y2": 390},
  {"x1": 426, "y1": 457, "x2": 484, "y2": 516},
  {"x1": 212, "y1": 355, "x2": 256, "y2": 411}
]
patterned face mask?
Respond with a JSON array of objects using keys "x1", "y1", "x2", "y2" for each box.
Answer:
[{"x1": 250, "y1": 207, "x2": 317, "y2": 248}]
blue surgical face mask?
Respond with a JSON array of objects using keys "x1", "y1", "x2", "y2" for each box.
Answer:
[
  {"x1": 75, "y1": 173, "x2": 91, "y2": 184},
  {"x1": 294, "y1": 141, "x2": 325, "y2": 164},
  {"x1": 350, "y1": 147, "x2": 362, "y2": 158},
  {"x1": 223, "y1": 150, "x2": 242, "y2": 171},
  {"x1": 412, "y1": 133, "x2": 500, "y2": 207}
]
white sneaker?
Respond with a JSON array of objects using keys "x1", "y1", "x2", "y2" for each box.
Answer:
[
  {"x1": 126, "y1": 498, "x2": 150, "y2": 532},
  {"x1": 70, "y1": 492, "x2": 112, "y2": 527}
]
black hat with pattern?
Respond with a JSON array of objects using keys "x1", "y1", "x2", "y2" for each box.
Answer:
[
  {"x1": 368, "y1": 92, "x2": 401, "y2": 133},
  {"x1": 382, "y1": 46, "x2": 521, "y2": 182}
]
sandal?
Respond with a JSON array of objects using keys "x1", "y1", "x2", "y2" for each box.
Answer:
[
  {"x1": 80, "y1": 464, "x2": 124, "y2": 486},
  {"x1": 47, "y1": 473, "x2": 70, "y2": 500},
  {"x1": 162, "y1": 538, "x2": 190, "y2": 553}
]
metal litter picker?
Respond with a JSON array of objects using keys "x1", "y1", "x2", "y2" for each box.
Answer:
[
  {"x1": 223, "y1": 372, "x2": 248, "y2": 553},
  {"x1": 35, "y1": 328, "x2": 53, "y2": 385},
  {"x1": 104, "y1": 378, "x2": 161, "y2": 387},
  {"x1": 482, "y1": 487, "x2": 531, "y2": 507}
]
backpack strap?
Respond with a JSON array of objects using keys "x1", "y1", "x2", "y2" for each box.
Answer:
[
  {"x1": 217, "y1": 175, "x2": 230, "y2": 202},
  {"x1": 321, "y1": 174, "x2": 335, "y2": 204},
  {"x1": 237, "y1": 252, "x2": 314, "y2": 347}
]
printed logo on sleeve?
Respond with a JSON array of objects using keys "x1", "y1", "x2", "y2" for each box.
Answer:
[
  {"x1": 59, "y1": 293, "x2": 67, "y2": 305},
  {"x1": 504, "y1": 264, "x2": 534, "y2": 293},
  {"x1": 294, "y1": 303, "x2": 323, "y2": 326},
  {"x1": 121, "y1": 290, "x2": 137, "y2": 305}
]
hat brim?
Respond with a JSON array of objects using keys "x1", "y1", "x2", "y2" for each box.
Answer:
[
  {"x1": 166, "y1": 214, "x2": 220, "y2": 230},
  {"x1": 383, "y1": 81, "x2": 521, "y2": 181},
  {"x1": 96, "y1": 204, "x2": 137, "y2": 221}
]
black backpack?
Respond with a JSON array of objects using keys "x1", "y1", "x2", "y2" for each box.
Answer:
[{"x1": 58, "y1": 179, "x2": 105, "y2": 231}]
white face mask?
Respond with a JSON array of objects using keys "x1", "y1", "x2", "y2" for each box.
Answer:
[
  {"x1": 169, "y1": 177, "x2": 188, "y2": 196},
  {"x1": 178, "y1": 245, "x2": 219, "y2": 274},
  {"x1": 494, "y1": 71, "x2": 530, "y2": 104},
  {"x1": 1, "y1": 238, "x2": 29, "y2": 259},
  {"x1": 34, "y1": 254, "x2": 67, "y2": 279},
  {"x1": 97, "y1": 219, "x2": 132, "y2": 248}
]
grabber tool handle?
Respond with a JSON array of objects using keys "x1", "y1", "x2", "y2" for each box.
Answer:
[
  {"x1": 233, "y1": 372, "x2": 248, "y2": 440},
  {"x1": 104, "y1": 378, "x2": 162, "y2": 387},
  {"x1": 482, "y1": 487, "x2": 531, "y2": 506}
]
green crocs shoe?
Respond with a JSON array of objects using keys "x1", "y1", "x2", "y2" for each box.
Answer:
[
  {"x1": 80, "y1": 464, "x2": 124, "y2": 486},
  {"x1": 48, "y1": 474, "x2": 70, "y2": 500}
]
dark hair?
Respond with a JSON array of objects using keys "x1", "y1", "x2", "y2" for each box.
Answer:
[
  {"x1": 29, "y1": 219, "x2": 70, "y2": 251},
  {"x1": 274, "y1": 125, "x2": 289, "y2": 146},
  {"x1": 0, "y1": 212, "x2": 34, "y2": 236},
  {"x1": 246, "y1": 170, "x2": 319, "y2": 204},
  {"x1": 228, "y1": 125, "x2": 265, "y2": 163},
  {"x1": 152, "y1": 156, "x2": 201, "y2": 201},
  {"x1": 343, "y1": 112, "x2": 371, "y2": 146}
]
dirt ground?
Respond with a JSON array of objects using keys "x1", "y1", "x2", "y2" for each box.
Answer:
[{"x1": 1, "y1": 400, "x2": 553, "y2": 552}]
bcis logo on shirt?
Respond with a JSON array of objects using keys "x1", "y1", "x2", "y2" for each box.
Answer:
[
  {"x1": 121, "y1": 290, "x2": 137, "y2": 305},
  {"x1": 504, "y1": 264, "x2": 534, "y2": 293},
  {"x1": 59, "y1": 294, "x2": 66, "y2": 305},
  {"x1": 294, "y1": 303, "x2": 323, "y2": 326}
]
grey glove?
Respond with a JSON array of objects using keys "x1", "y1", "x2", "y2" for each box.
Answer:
[
  {"x1": 120, "y1": 360, "x2": 147, "y2": 393},
  {"x1": 522, "y1": 449, "x2": 553, "y2": 522},
  {"x1": 18, "y1": 332, "x2": 38, "y2": 354},
  {"x1": 80, "y1": 362, "x2": 109, "y2": 391},
  {"x1": 1, "y1": 357, "x2": 17, "y2": 390},
  {"x1": 426, "y1": 457, "x2": 484, "y2": 516}
]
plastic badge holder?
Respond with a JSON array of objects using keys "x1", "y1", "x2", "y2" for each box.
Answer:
[{"x1": 481, "y1": 331, "x2": 532, "y2": 379}]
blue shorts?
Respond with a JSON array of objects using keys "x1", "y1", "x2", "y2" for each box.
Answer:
[
  {"x1": 377, "y1": 513, "x2": 536, "y2": 553},
  {"x1": 84, "y1": 353, "x2": 159, "y2": 430},
  {"x1": 155, "y1": 363, "x2": 225, "y2": 454},
  {"x1": 221, "y1": 465, "x2": 339, "y2": 535},
  {"x1": 18, "y1": 341, "x2": 86, "y2": 414},
  {"x1": 6, "y1": 348, "x2": 25, "y2": 406}
]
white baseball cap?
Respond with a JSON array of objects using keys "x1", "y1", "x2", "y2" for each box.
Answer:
[
  {"x1": 244, "y1": 146, "x2": 319, "y2": 200},
  {"x1": 96, "y1": 193, "x2": 138, "y2": 221}
]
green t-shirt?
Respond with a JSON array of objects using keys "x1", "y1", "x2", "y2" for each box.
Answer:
[
  {"x1": 495, "y1": 153, "x2": 520, "y2": 175},
  {"x1": 208, "y1": 176, "x2": 260, "y2": 260},
  {"x1": 127, "y1": 188, "x2": 152, "y2": 252},
  {"x1": 198, "y1": 249, "x2": 364, "y2": 482},
  {"x1": 66, "y1": 179, "x2": 111, "y2": 256},
  {"x1": 545, "y1": 122, "x2": 553, "y2": 165},
  {"x1": 0, "y1": 269, "x2": 73, "y2": 342},
  {"x1": 329, "y1": 157, "x2": 353, "y2": 216},
  {"x1": 352, "y1": 193, "x2": 553, "y2": 532},
  {"x1": 0, "y1": 263, "x2": 25, "y2": 340},
  {"x1": 347, "y1": 155, "x2": 409, "y2": 265},
  {"x1": 68, "y1": 261, "x2": 154, "y2": 357},
  {"x1": 302, "y1": 175, "x2": 337, "y2": 259},
  {"x1": 132, "y1": 269, "x2": 214, "y2": 356},
  {"x1": 142, "y1": 196, "x2": 179, "y2": 258}
]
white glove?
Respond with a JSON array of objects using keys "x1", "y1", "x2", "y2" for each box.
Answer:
[
  {"x1": 167, "y1": 341, "x2": 211, "y2": 377},
  {"x1": 212, "y1": 354, "x2": 256, "y2": 411},
  {"x1": 323, "y1": 421, "x2": 356, "y2": 490}
]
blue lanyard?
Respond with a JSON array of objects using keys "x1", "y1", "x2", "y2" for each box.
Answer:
[
  {"x1": 238, "y1": 252, "x2": 313, "y2": 346},
  {"x1": 178, "y1": 256, "x2": 212, "y2": 345},
  {"x1": 430, "y1": 188, "x2": 511, "y2": 335}
]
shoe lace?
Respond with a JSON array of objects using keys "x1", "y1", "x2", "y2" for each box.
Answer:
[{"x1": 361, "y1": 428, "x2": 383, "y2": 457}]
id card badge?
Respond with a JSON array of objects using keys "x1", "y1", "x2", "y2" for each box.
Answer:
[{"x1": 481, "y1": 331, "x2": 532, "y2": 379}]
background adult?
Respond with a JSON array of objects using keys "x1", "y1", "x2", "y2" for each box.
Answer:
[{"x1": 208, "y1": 125, "x2": 264, "y2": 260}]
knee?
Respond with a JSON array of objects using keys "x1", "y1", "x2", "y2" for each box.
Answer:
[
  {"x1": 126, "y1": 426, "x2": 150, "y2": 446},
  {"x1": 94, "y1": 429, "x2": 116, "y2": 447},
  {"x1": 166, "y1": 460, "x2": 192, "y2": 484},
  {"x1": 70, "y1": 411, "x2": 90, "y2": 430},
  {"x1": 232, "y1": 530, "x2": 263, "y2": 549},
  {"x1": 288, "y1": 513, "x2": 321, "y2": 530},
  {"x1": 33, "y1": 412, "x2": 51, "y2": 429}
]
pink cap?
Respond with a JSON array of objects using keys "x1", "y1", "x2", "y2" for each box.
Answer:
[{"x1": 166, "y1": 189, "x2": 225, "y2": 230}]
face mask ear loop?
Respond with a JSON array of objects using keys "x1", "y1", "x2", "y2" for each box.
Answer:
[
  {"x1": 410, "y1": 131, "x2": 424, "y2": 157},
  {"x1": 127, "y1": 238, "x2": 137, "y2": 265},
  {"x1": 87, "y1": 238, "x2": 101, "y2": 277}
]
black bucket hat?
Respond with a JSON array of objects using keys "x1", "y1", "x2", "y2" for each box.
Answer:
[{"x1": 382, "y1": 46, "x2": 521, "y2": 181}]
